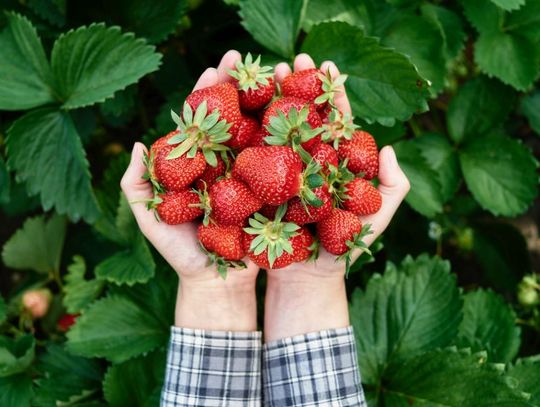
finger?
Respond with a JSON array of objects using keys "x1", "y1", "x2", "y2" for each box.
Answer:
[
  {"x1": 293, "y1": 53, "x2": 316, "y2": 72},
  {"x1": 193, "y1": 67, "x2": 219, "y2": 91},
  {"x1": 217, "y1": 49, "x2": 242, "y2": 83},
  {"x1": 320, "y1": 60, "x2": 351, "y2": 115},
  {"x1": 274, "y1": 62, "x2": 292, "y2": 85}
]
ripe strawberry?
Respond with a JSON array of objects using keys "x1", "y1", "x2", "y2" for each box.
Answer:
[
  {"x1": 156, "y1": 190, "x2": 203, "y2": 225},
  {"x1": 232, "y1": 146, "x2": 303, "y2": 205},
  {"x1": 262, "y1": 97, "x2": 322, "y2": 154},
  {"x1": 154, "y1": 142, "x2": 206, "y2": 191},
  {"x1": 338, "y1": 130, "x2": 379, "y2": 179},
  {"x1": 228, "y1": 53, "x2": 275, "y2": 111},
  {"x1": 246, "y1": 127, "x2": 267, "y2": 147},
  {"x1": 258, "y1": 205, "x2": 278, "y2": 219},
  {"x1": 226, "y1": 114, "x2": 260, "y2": 150},
  {"x1": 284, "y1": 185, "x2": 333, "y2": 225},
  {"x1": 195, "y1": 154, "x2": 227, "y2": 191},
  {"x1": 310, "y1": 142, "x2": 338, "y2": 175},
  {"x1": 57, "y1": 313, "x2": 79, "y2": 332},
  {"x1": 342, "y1": 178, "x2": 382, "y2": 216},
  {"x1": 208, "y1": 178, "x2": 262, "y2": 226},
  {"x1": 198, "y1": 223, "x2": 246, "y2": 260},
  {"x1": 281, "y1": 68, "x2": 347, "y2": 110}
]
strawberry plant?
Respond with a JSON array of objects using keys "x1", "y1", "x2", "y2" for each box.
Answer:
[{"x1": 1, "y1": 0, "x2": 540, "y2": 406}]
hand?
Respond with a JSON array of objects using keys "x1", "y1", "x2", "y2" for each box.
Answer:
[
  {"x1": 121, "y1": 50, "x2": 259, "y2": 331},
  {"x1": 265, "y1": 54, "x2": 410, "y2": 341}
]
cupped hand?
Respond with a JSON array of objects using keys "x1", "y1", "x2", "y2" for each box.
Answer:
[
  {"x1": 270, "y1": 54, "x2": 411, "y2": 281},
  {"x1": 120, "y1": 50, "x2": 259, "y2": 287}
]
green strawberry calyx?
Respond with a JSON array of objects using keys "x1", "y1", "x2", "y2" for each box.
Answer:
[
  {"x1": 142, "y1": 149, "x2": 165, "y2": 194},
  {"x1": 227, "y1": 53, "x2": 274, "y2": 91},
  {"x1": 315, "y1": 70, "x2": 348, "y2": 106},
  {"x1": 243, "y1": 204, "x2": 300, "y2": 267},
  {"x1": 199, "y1": 244, "x2": 246, "y2": 280},
  {"x1": 298, "y1": 160, "x2": 325, "y2": 210},
  {"x1": 337, "y1": 224, "x2": 373, "y2": 277},
  {"x1": 321, "y1": 109, "x2": 359, "y2": 149},
  {"x1": 326, "y1": 160, "x2": 356, "y2": 204},
  {"x1": 167, "y1": 101, "x2": 232, "y2": 167}
]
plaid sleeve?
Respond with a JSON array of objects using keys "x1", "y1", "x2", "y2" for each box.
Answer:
[
  {"x1": 161, "y1": 327, "x2": 262, "y2": 407},
  {"x1": 262, "y1": 326, "x2": 366, "y2": 407}
]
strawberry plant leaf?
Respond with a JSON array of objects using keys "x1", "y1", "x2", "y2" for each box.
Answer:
[
  {"x1": 51, "y1": 23, "x2": 161, "y2": 109},
  {"x1": 520, "y1": 90, "x2": 540, "y2": 135},
  {"x1": 27, "y1": 0, "x2": 66, "y2": 27},
  {"x1": 0, "y1": 374, "x2": 33, "y2": 407},
  {"x1": 447, "y1": 76, "x2": 516, "y2": 144},
  {"x1": 459, "y1": 134, "x2": 538, "y2": 216},
  {"x1": 66, "y1": 295, "x2": 167, "y2": 363},
  {"x1": 63, "y1": 256, "x2": 104, "y2": 314},
  {"x1": 0, "y1": 156, "x2": 10, "y2": 204},
  {"x1": 6, "y1": 108, "x2": 100, "y2": 222},
  {"x1": 238, "y1": 0, "x2": 307, "y2": 58},
  {"x1": 380, "y1": 348, "x2": 531, "y2": 406},
  {"x1": 456, "y1": 289, "x2": 521, "y2": 363},
  {"x1": 303, "y1": 22, "x2": 429, "y2": 125},
  {"x1": 302, "y1": 0, "x2": 368, "y2": 32},
  {"x1": 393, "y1": 140, "x2": 444, "y2": 217},
  {"x1": 459, "y1": 0, "x2": 501, "y2": 34},
  {"x1": 1, "y1": 214, "x2": 66, "y2": 274},
  {"x1": 414, "y1": 133, "x2": 460, "y2": 204},
  {"x1": 360, "y1": 120, "x2": 406, "y2": 146},
  {"x1": 0, "y1": 12, "x2": 55, "y2": 110},
  {"x1": 421, "y1": 4, "x2": 466, "y2": 61},
  {"x1": 99, "y1": 85, "x2": 137, "y2": 119},
  {"x1": 95, "y1": 234, "x2": 155, "y2": 286},
  {"x1": 503, "y1": 0, "x2": 540, "y2": 42},
  {"x1": 508, "y1": 356, "x2": 540, "y2": 405},
  {"x1": 489, "y1": 0, "x2": 525, "y2": 11},
  {"x1": 349, "y1": 255, "x2": 462, "y2": 385},
  {"x1": 103, "y1": 350, "x2": 165, "y2": 407},
  {"x1": 0, "y1": 335, "x2": 35, "y2": 377}
]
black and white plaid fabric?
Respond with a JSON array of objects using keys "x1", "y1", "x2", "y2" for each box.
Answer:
[
  {"x1": 161, "y1": 327, "x2": 262, "y2": 406},
  {"x1": 161, "y1": 326, "x2": 366, "y2": 406},
  {"x1": 262, "y1": 326, "x2": 366, "y2": 407}
]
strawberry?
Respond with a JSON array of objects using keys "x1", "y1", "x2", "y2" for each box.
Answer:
[
  {"x1": 195, "y1": 154, "x2": 227, "y2": 191},
  {"x1": 258, "y1": 205, "x2": 278, "y2": 219},
  {"x1": 154, "y1": 142, "x2": 206, "y2": 192},
  {"x1": 284, "y1": 185, "x2": 333, "y2": 225},
  {"x1": 228, "y1": 53, "x2": 275, "y2": 111},
  {"x1": 57, "y1": 313, "x2": 79, "y2": 332},
  {"x1": 321, "y1": 109, "x2": 359, "y2": 149},
  {"x1": 338, "y1": 130, "x2": 379, "y2": 179},
  {"x1": 310, "y1": 142, "x2": 338, "y2": 175},
  {"x1": 246, "y1": 127, "x2": 267, "y2": 147},
  {"x1": 207, "y1": 178, "x2": 262, "y2": 226},
  {"x1": 232, "y1": 146, "x2": 303, "y2": 205},
  {"x1": 341, "y1": 178, "x2": 382, "y2": 216},
  {"x1": 226, "y1": 114, "x2": 260, "y2": 150},
  {"x1": 156, "y1": 190, "x2": 203, "y2": 225},
  {"x1": 198, "y1": 223, "x2": 246, "y2": 260},
  {"x1": 281, "y1": 68, "x2": 347, "y2": 110}
]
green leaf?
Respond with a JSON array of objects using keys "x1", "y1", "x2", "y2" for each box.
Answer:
[
  {"x1": 0, "y1": 335, "x2": 35, "y2": 377},
  {"x1": 0, "y1": 156, "x2": 10, "y2": 204},
  {"x1": 99, "y1": 85, "x2": 137, "y2": 118},
  {"x1": 508, "y1": 356, "x2": 540, "y2": 405},
  {"x1": 0, "y1": 12, "x2": 55, "y2": 110},
  {"x1": 103, "y1": 351, "x2": 165, "y2": 407},
  {"x1": 490, "y1": 0, "x2": 525, "y2": 11},
  {"x1": 63, "y1": 256, "x2": 104, "y2": 314},
  {"x1": 474, "y1": 30, "x2": 540, "y2": 91},
  {"x1": 95, "y1": 234, "x2": 155, "y2": 286},
  {"x1": 393, "y1": 140, "x2": 444, "y2": 217},
  {"x1": 460, "y1": 0, "x2": 500, "y2": 34},
  {"x1": 504, "y1": 0, "x2": 540, "y2": 42},
  {"x1": 421, "y1": 4, "x2": 466, "y2": 61},
  {"x1": 0, "y1": 374, "x2": 33, "y2": 407},
  {"x1": 302, "y1": 22, "x2": 429, "y2": 125},
  {"x1": 2, "y1": 214, "x2": 66, "y2": 274},
  {"x1": 66, "y1": 296, "x2": 167, "y2": 363},
  {"x1": 27, "y1": 0, "x2": 66, "y2": 27},
  {"x1": 457, "y1": 289, "x2": 520, "y2": 363},
  {"x1": 0, "y1": 296, "x2": 6, "y2": 325},
  {"x1": 381, "y1": 348, "x2": 530, "y2": 406},
  {"x1": 51, "y1": 23, "x2": 162, "y2": 109},
  {"x1": 238, "y1": 0, "x2": 307, "y2": 58},
  {"x1": 6, "y1": 108, "x2": 100, "y2": 222},
  {"x1": 447, "y1": 76, "x2": 516, "y2": 144},
  {"x1": 350, "y1": 255, "x2": 462, "y2": 385},
  {"x1": 302, "y1": 0, "x2": 369, "y2": 32},
  {"x1": 459, "y1": 134, "x2": 538, "y2": 216},
  {"x1": 381, "y1": 15, "x2": 446, "y2": 95},
  {"x1": 33, "y1": 344, "x2": 103, "y2": 407},
  {"x1": 414, "y1": 133, "x2": 460, "y2": 203},
  {"x1": 360, "y1": 120, "x2": 406, "y2": 146},
  {"x1": 520, "y1": 90, "x2": 540, "y2": 135}
]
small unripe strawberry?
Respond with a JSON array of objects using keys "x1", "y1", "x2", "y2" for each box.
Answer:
[{"x1": 22, "y1": 289, "x2": 52, "y2": 318}]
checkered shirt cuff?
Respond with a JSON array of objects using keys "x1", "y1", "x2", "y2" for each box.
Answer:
[
  {"x1": 161, "y1": 327, "x2": 262, "y2": 407},
  {"x1": 262, "y1": 326, "x2": 366, "y2": 407}
]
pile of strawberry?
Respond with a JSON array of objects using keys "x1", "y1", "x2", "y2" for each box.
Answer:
[{"x1": 145, "y1": 54, "x2": 382, "y2": 276}]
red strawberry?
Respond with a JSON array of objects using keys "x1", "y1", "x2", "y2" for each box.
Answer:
[
  {"x1": 57, "y1": 313, "x2": 80, "y2": 332},
  {"x1": 243, "y1": 226, "x2": 313, "y2": 269},
  {"x1": 195, "y1": 154, "x2": 226, "y2": 191},
  {"x1": 317, "y1": 209, "x2": 363, "y2": 255},
  {"x1": 338, "y1": 131, "x2": 379, "y2": 179},
  {"x1": 208, "y1": 178, "x2": 262, "y2": 226},
  {"x1": 228, "y1": 53, "x2": 275, "y2": 111},
  {"x1": 282, "y1": 68, "x2": 347, "y2": 110},
  {"x1": 284, "y1": 185, "x2": 333, "y2": 225},
  {"x1": 154, "y1": 142, "x2": 206, "y2": 191},
  {"x1": 198, "y1": 223, "x2": 246, "y2": 260},
  {"x1": 226, "y1": 114, "x2": 260, "y2": 150},
  {"x1": 310, "y1": 142, "x2": 339, "y2": 175},
  {"x1": 232, "y1": 146, "x2": 303, "y2": 205},
  {"x1": 342, "y1": 178, "x2": 382, "y2": 216},
  {"x1": 258, "y1": 205, "x2": 278, "y2": 219},
  {"x1": 156, "y1": 190, "x2": 203, "y2": 225},
  {"x1": 246, "y1": 127, "x2": 267, "y2": 147}
]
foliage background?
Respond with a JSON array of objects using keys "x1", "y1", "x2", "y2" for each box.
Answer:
[{"x1": 1, "y1": 0, "x2": 540, "y2": 405}]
